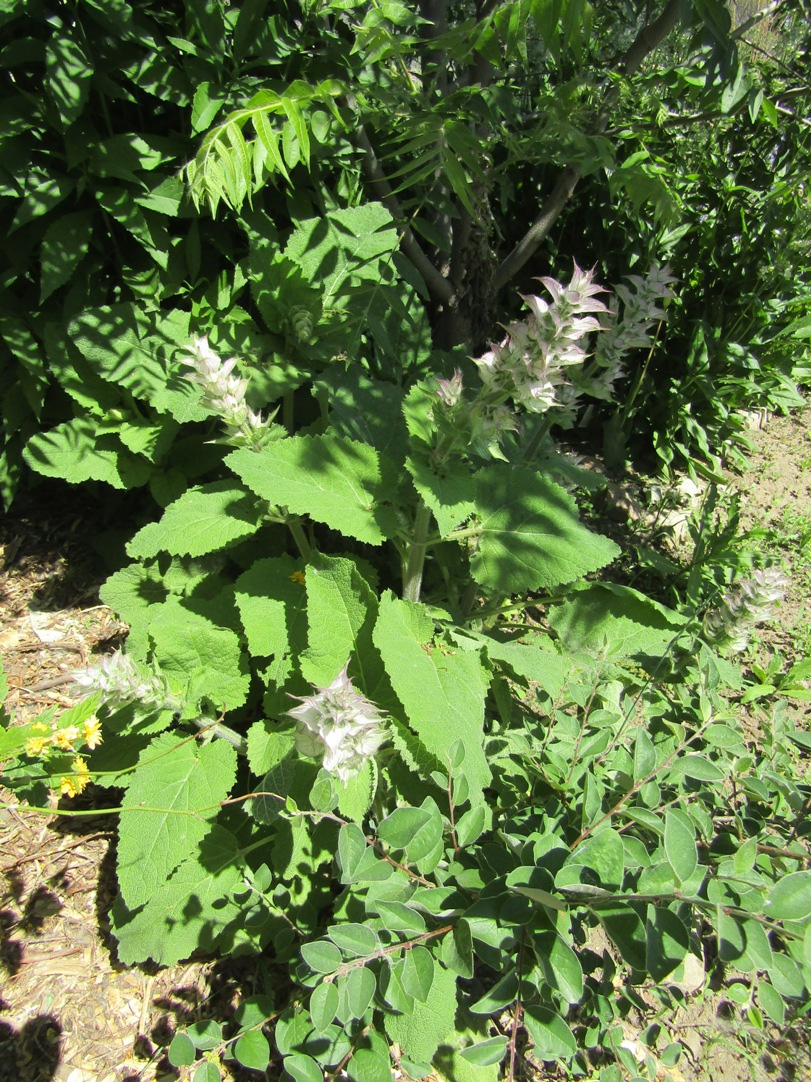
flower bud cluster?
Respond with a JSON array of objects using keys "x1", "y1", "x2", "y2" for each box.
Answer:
[
  {"x1": 473, "y1": 262, "x2": 609, "y2": 419},
  {"x1": 585, "y1": 264, "x2": 677, "y2": 400},
  {"x1": 287, "y1": 664, "x2": 387, "y2": 783},
  {"x1": 703, "y1": 566, "x2": 789, "y2": 653},
  {"x1": 74, "y1": 652, "x2": 180, "y2": 714},
  {"x1": 180, "y1": 335, "x2": 271, "y2": 448}
]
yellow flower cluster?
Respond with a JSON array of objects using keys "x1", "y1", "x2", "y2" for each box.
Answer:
[
  {"x1": 60, "y1": 757, "x2": 90, "y2": 798},
  {"x1": 24, "y1": 714, "x2": 103, "y2": 758},
  {"x1": 24, "y1": 715, "x2": 102, "y2": 797}
]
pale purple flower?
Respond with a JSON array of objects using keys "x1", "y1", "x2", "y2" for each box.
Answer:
[
  {"x1": 704, "y1": 566, "x2": 790, "y2": 653},
  {"x1": 74, "y1": 652, "x2": 179, "y2": 712},
  {"x1": 180, "y1": 336, "x2": 270, "y2": 448},
  {"x1": 436, "y1": 369, "x2": 464, "y2": 408},
  {"x1": 287, "y1": 664, "x2": 387, "y2": 782},
  {"x1": 472, "y1": 262, "x2": 609, "y2": 419}
]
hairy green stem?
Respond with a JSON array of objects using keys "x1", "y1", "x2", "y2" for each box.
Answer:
[
  {"x1": 521, "y1": 413, "x2": 553, "y2": 466},
  {"x1": 191, "y1": 716, "x2": 246, "y2": 753},
  {"x1": 403, "y1": 501, "x2": 433, "y2": 602},
  {"x1": 287, "y1": 517, "x2": 312, "y2": 562}
]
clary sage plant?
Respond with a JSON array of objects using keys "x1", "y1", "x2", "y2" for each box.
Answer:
[{"x1": 3, "y1": 254, "x2": 810, "y2": 1082}]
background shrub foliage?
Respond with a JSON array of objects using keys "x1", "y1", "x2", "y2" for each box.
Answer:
[{"x1": 1, "y1": 1, "x2": 811, "y2": 1079}]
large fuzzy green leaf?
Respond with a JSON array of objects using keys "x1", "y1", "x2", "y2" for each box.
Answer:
[
  {"x1": 301, "y1": 556, "x2": 389, "y2": 707},
  {"x1": 117, "y1": 733, "x2": 237, "y2": 910},
  {"x1": 470, "y1": 465, "x2": 620, "y2": 593},
  {"x1": 23, "y1": 417, "x2": 152, "y2": 488},
  {"x1": 127, "y1": 481, "x2": 263, "y2": 559},
  {"x1": 67, "y1": 303, "x2": 205, "y2": 421},
  {"x1": 285, "y1": 203, "x2": 399, "y2": 308},
  {"x1": 373, "y1": 594, "x2": 491, "y2": 800},
  {"x1": 228, "y1": 435, "x2": 400, "y2": 544},
  {"x1": 112, "y1": 825, "x2": 243, "y2": 965},
  {"x1": 384, "y1": 961, "x2": 458, "y2": 1066},
  {"x1": 149, "y1": 601, "x2": 251, "y2": 711},
  {"x1": 547, "y1": 582, "x2": 688, "y2": 658}
]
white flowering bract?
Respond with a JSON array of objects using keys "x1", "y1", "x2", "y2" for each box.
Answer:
[
  {"x1": 588, "y1": 264, "x2": 678, "y2": 399},
  {"x1": 287, "y1": 665, "x2": 387, "y2": 782},
  {"x1": 180, "y1": 335, "x2": 269, "y2": 447},
  {"x1": 74, "y1": 651, "x2": 179, "y2": 712},
  {"x1": 472, "y1": 262, "x2": 609, "y2": 419},
  {"x1": 704, "y1": 566, "x2": 789, "y2": 653}
]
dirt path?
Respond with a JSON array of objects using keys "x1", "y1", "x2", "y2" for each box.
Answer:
[{"x1": 1, "y1": 412, "x2": 809, "y2": 1082}]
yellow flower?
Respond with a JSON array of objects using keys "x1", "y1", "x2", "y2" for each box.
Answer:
[
  {"x1": 31, "y1": 721, "x2": 50, "y2": 733},
  {"x1": 60, "y1": 757, "x2": 90, "y2": 799},
  {"x1": 25, "y1": 736, "x2": 51, "y2": 757},
  {"x1": 82, "y1": 715, "x2": 103, "y2": 750},
  {"x1": 60, "y1": 775, "x2": 80, "y2": 798},
  {"x1": 290, "y1": 570, "x2": 306, "y2": 586},
  {"x1": 51, "y1": 725, "x2": 80, "y2": 750}
]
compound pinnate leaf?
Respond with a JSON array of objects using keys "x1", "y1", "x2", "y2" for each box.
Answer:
[
  {"x1": 228, "y1": 435, "x2": 399, "y2": 544},
  {"x1": 401, "y1": 945, "x2": 435, "y2": 1002},
  {"x1": 377, "y1": 805, "x2": 435, "y2": 850},
  {"x1": 327, "y1": 923, "x2": 378, "y2": 956},
  {"x1": 168, "y1": 1032, "x2": 196, "y2": 1067},
  {"x1": 346, "y1": 966, "x2": 376, "y2": 1018},
  {"x1": 127, "y1": 482, "x2": 262, "y2": 559},
  {"x1": 347, "y1": 1046, "x2": 391, "y2": 1082},
  {"x1": 523, "y1": 1005, "x2": 577, "y2": 1061},
  {"x1": 284, "y1": 1053, "x2": 323, "y2": 1082},
  {"x1": 118, "y1": 733, "x2": 237, "y2": 910},
  {"x1": 459, "y1": 1036, "x2": 509, "y2": 1066},
  {"x1": 664, "y1": 809, "x2": 698, "y2": 885},
  {"x1": 301, "y1": 939, "x2": 343, "y2": 974},
  {"x1": 309, "y1": 981, "x2": 339, "y2": 1033},
  {"x1": 535, "y1": 931, "x2": 584, "y2": 1004},
  {"x1": 471, "y1": 465, "x2": 620, "y2": 593},
  {"x1": 193, "y1": 1064, "x2": 221, "y2": 1082},
  {"x1": 645, "y1": 905, "x2": 689, "y2": 981},
  {"x1": 46, "y1": 29, "x2": 92, "y2": 126},
  {"x1": 764, "y1": 872, "x2": 811, "y2": 921},
  {"x1": 234, "y1": 1030, "x2": 270, "y2": 1071},
  {"x1": 559, "y1": 828, "x2": 625, "y2": 892}
]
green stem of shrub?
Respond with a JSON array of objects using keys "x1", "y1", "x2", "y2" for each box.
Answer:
[
  {"x1": 403, "y1": 501, "x2": 433, "y2": 602},
  {"x1": 287, "y1": 517, "x2": 313, "y2": 562}
]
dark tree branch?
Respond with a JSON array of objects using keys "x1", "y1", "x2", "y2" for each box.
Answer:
[{"x1": 493, "y1": 0, "x2": 684, "y2": 291}]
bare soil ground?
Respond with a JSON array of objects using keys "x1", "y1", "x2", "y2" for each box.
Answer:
[{"x1": 1, "y1": 413, "x2": 810, "y2": 1082}]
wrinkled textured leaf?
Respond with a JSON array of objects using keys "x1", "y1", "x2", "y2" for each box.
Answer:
[
  {"x1": 374, "y1": 594, "x2": 491, "y2": 801},
  {"x1": 127, "y1": 482, "x2": 262, "y2": 559},
  {"x1": 112, "y1": 826, "x2": 243, "y2": 965},
  {"x1": 471, "y1": 466, "x2": 619, "y2": 593},
  {"x1": 385, "y1": 960, "x2": 457, "y2": 1063},
  {"x1": 228, "y1": 435, "x2": 399, "y2": 544},
  {"x1": 117, "y1": 732, "x2": 237, "y2": 910}
]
